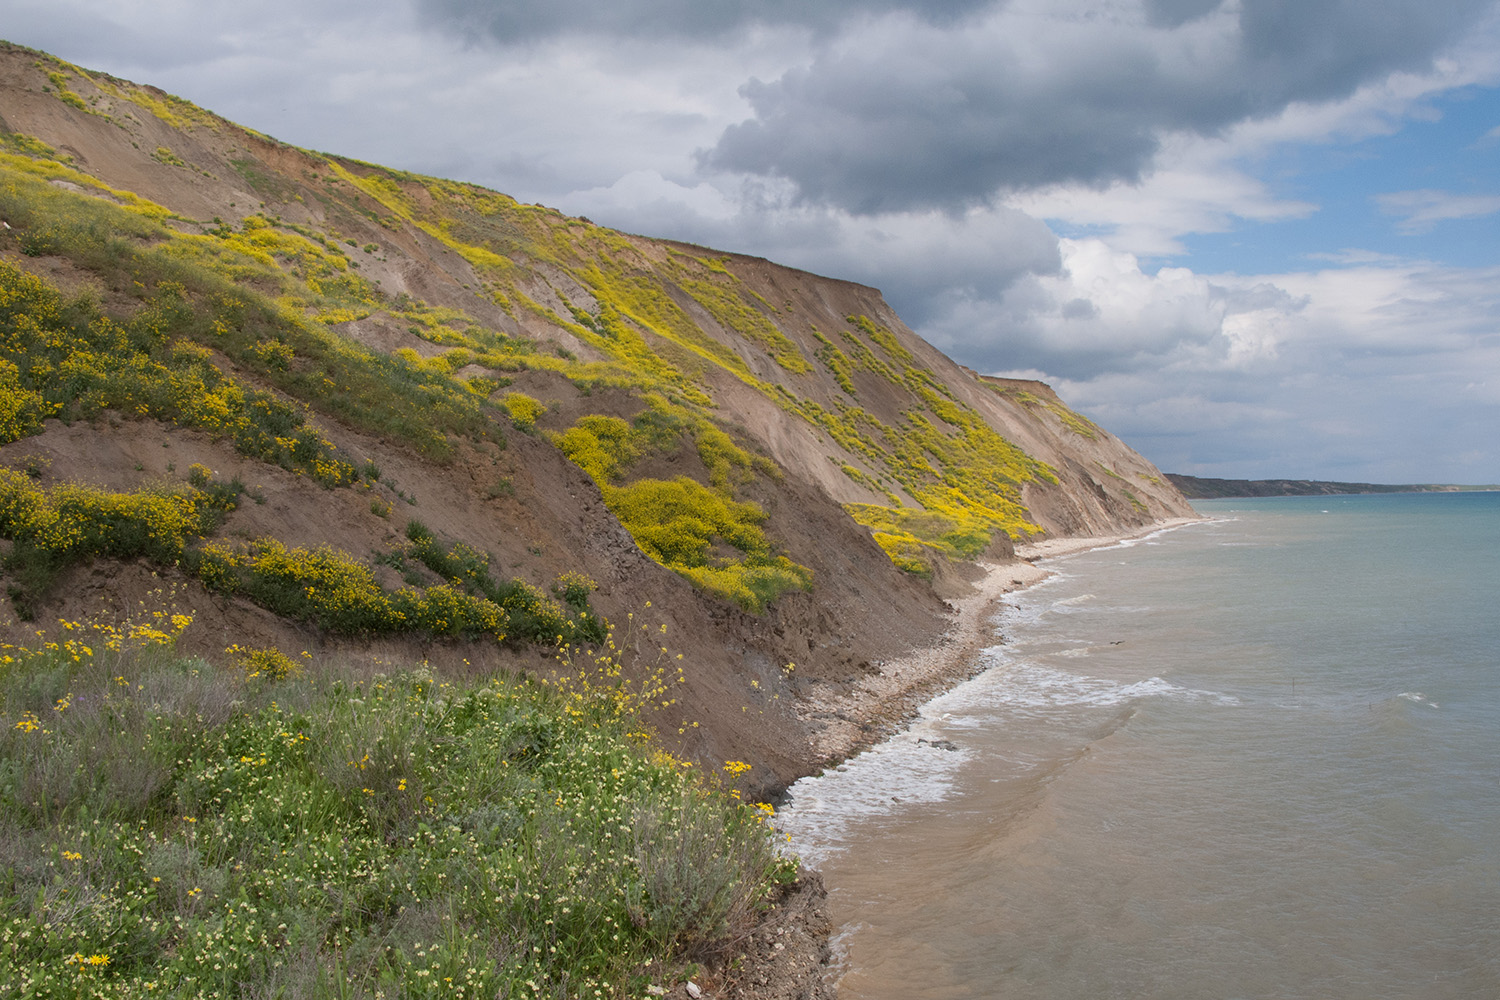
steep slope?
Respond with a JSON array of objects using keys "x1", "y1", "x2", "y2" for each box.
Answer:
[{"x1": 0, "y1": 43, "x2": 1194, "y2": 792}]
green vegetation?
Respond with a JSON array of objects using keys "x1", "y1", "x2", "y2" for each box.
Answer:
[
  {"x1": 0, "y1": 263, "x2": 356, "y2": 486},
  {"x1": 251, "y1": 158, "x2": 1052, "y2": 594},
  {"x1": 781, "y1": 317, "x2": 1056, "y2": 573},
  {"x1": 811, "y1": 330, "x2": 857, "y2": 396},
  {"x1": 501, "y1": 391, "x2": 546, "y2": 432},
  {"x1": 0, "y1": 161, "x2": 504, "y2": 464},
  {"x1": 0, "y1": 466, "x2": 242, "y2": 618},
  {"x1": 796, "y1": 384, "x2": 1051, "y2": 575},
  {"x1": 844, "y1": 503, "x2": 996, "y2": 578},
  {"x1": 0, "y1": 612, "x2": 790, "y2": 998},
  {"x1": 986, "y1": 383, "x2": 1101, "y2": 440},
  {"x1": 43, "y1": 70, "x2": 90, "y2": 113},
  {"x1": 606, "y1": 478, "x2": 811, "y2": 614}
]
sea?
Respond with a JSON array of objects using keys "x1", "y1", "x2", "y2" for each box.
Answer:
[{"x1": 776, "y1": 492, "x2": 1500, "y2": 999}]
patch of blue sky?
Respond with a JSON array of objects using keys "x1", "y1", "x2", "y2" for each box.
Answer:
[{"x1": 1166, "y1": 85, "x2": 1500, "y2": 277}]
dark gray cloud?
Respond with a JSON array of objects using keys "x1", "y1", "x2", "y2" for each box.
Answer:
[
  {"x1": 705, "y1": 0, "x2": 1496, "y2": 213},
  {"x1": 414, "y1": 0, "x2": 992, "y2": 43},
  {"x1": 1236, "y1": 0, "x2": 1486, "y2": 103}
]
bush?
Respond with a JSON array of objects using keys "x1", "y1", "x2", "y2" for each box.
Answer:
[
  {"x1": 195, "y1": 530, "x2": 606, "y2": 646},
  {"x1": 604, "y1": 478, "x2": 811, "y2": 612},
  {"x1": 0, "y1": 469, "x2": 241, "y2": 616},
  {"x1": 501, "y1": 390, "x2": 546, "y2": 431}
]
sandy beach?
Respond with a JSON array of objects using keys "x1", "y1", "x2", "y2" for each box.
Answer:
[{"x1": 797, "y1": 517, "x2": 1202, "y2": 763}]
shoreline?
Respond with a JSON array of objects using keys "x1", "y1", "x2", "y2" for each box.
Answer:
[
  {"x1": 707, "y1": 517, "x2": 1203, "y2": 1000},
  {"x1": 794, "y1": 516, "x2": 1203, "y2": 769},
  {"x1": 736, "y1": 516, "x2": 1201, "y2": 1000}
]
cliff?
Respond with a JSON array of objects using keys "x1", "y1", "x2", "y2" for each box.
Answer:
[{"x1": 0, "y1": 42, "x2": 1196, "y2": 794}]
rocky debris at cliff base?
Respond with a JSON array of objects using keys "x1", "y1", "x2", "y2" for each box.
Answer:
[
  {"x1": 794, "y1": 557, "x2": 1051, "y2": 763},
  {"x1": 718, "y1": 872, "x2": 836, "y2": 1000},
  {"x1": 643, "y1": 872, "x2": 832, "y2": 1000}
]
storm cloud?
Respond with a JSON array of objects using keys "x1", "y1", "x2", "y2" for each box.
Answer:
[
  {"x1": 706, "y1": 0, "x2": 1493, "y2": 212},
  {"x1": 414, "y1": 0, "x2": 990, "y2": 43}
]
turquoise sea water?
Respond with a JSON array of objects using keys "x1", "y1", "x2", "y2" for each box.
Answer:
[{"x1": 778, "y1": 492, "x2": 1500, "y2": 999}]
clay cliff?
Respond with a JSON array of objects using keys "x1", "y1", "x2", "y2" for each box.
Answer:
[{"x1": 0, "y1": 42, "x2": 1195, "y2": 793}]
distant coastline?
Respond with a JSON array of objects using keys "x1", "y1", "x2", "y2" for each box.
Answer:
[{"x1": 1166, "y1": 473, "x2": 1500, "y2": 500}]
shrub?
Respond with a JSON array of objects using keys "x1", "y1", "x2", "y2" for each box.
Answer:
[
  {"x1": 193, "y1": 538, "x2": 507, "y2": 639},
  {"x1": 403, "y1": 525, "x2": 605, "y2": 644},
  {"x1": 0, "y1": 469, "x2": 241, "y2": 616},
  {"x1": 501, "y1": 390, "x2": 546, "y2": 431},
  {"x1": 552, "y1": 414, "x2": 640, "y2": 483},
  {"x1": 552, "y1": 570, "x2": 596, "y2": 612},
  {"x1": 604, "y1": 478, "x2": 811, "y2": 612},
  {"x1": 224, "y1": 643, "x2": 301, "y2": 680},
  {"x1": 195, "y1": 530, "x2": 605, "y2": 646}
]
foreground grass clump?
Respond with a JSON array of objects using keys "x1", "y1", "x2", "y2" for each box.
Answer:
[{"x1": 0, "y1": 616, "x2": 791, "y2": 998}]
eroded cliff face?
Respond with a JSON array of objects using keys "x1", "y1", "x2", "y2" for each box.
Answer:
[{"x1": 0, "y1": 43, "x2": 1194, "y2": 789}]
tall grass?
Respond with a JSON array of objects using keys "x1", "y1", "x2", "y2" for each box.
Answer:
[{"x1": 0, "y1": 611, "x2": 791, "y2": 998}]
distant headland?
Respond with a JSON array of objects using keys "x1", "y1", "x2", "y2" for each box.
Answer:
[{"x1": 1167, "y1": 474, "x2": 1498, "y2": 499}]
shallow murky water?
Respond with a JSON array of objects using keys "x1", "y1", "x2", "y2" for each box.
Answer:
[{"x1": 779, "y1": 495, "x2": 1500, "y2": 999}]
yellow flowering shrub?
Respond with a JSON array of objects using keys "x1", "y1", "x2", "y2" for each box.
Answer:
[
  {"x1": 552, "y1": 414, "x2": 640, "y2": 483},
  {"x1": 398, "y1": 521, "x2": 599, "y2": 643},
  {"x1": 603, "y1": 477, "x2": 811, "y2": 612},
  {"x1": 224, "y1": 644, "x2": 302, "y2": 681},
  {"x1": 0, "y1": 358, "x2": 55, "y2": 443},
  {"x1": 193, "y1": 536, "x2": 591, "y2": 644},
  {"x1": 0, "y1": 469, "x2": 240, "y2": 615},
  {"x1": 501, "y1": 390, "x2": 546, "y2": 431},
  {"x1": 549, "y1": 395, "x2": 807, "y2": 611},
  {"x1": 0, "y1": 262, "x2": 356, "y2": 485}
]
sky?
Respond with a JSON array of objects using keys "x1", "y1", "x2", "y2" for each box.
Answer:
[{"x1": 4, "y1": 0, "x2": 1499, "y2": 483}]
